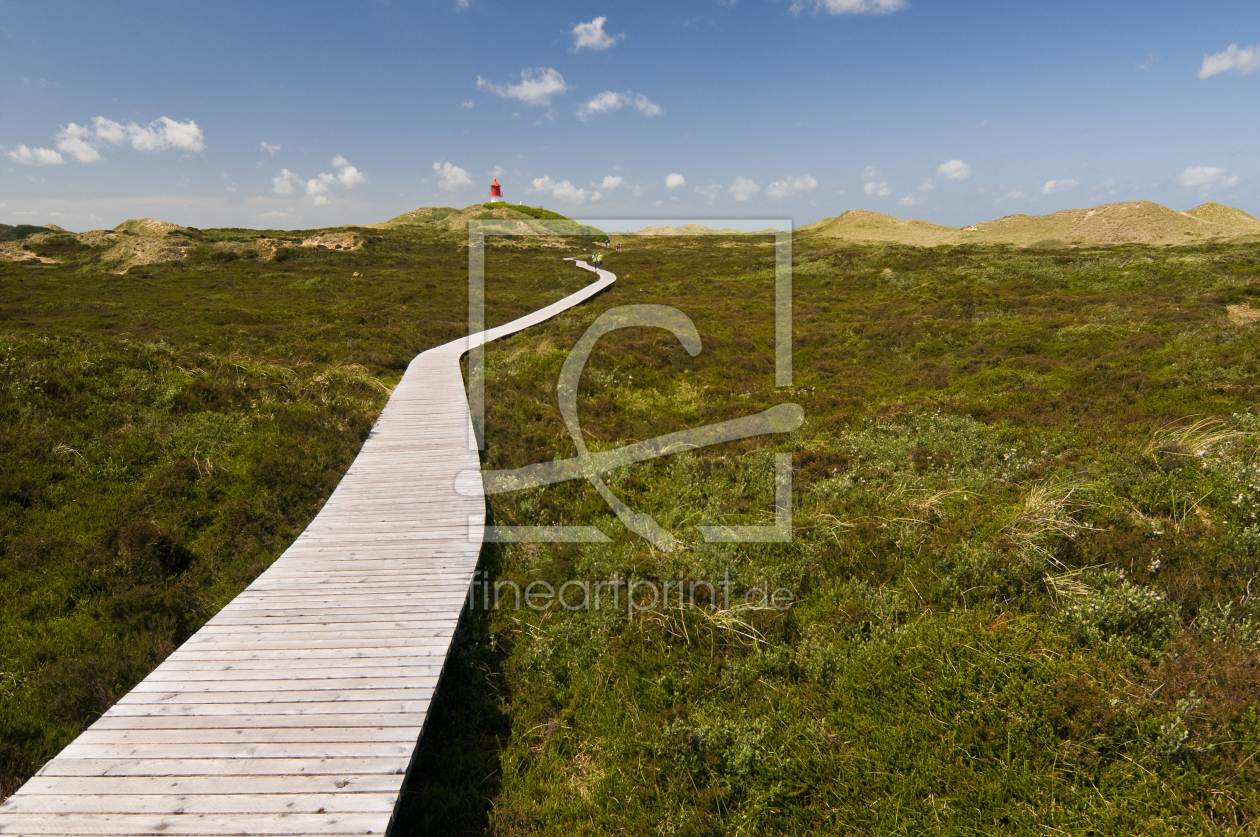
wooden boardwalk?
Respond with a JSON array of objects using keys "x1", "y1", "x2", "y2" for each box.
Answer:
[{"x1": 0, "y1": 262, "x2": 615, "y2": 836}]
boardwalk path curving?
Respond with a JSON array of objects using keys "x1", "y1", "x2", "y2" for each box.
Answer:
[{"x1": 0, "y1": 261, "x2": 615, "y2": 836}]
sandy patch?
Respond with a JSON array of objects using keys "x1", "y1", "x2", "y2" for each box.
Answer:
[
  {"x1": 0, "y1": 243, "x2": 57, "y2": 264},
  {"x1": 301, "y1": 232, "x2": 359, "y2": 250},
  {"x1": 1226, "y1": 304, "x2": 1260, "y2": 325}
]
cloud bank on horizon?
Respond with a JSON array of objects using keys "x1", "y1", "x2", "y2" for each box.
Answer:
[{"x1": 1, "y1": 1, "x2": 1256, "y2": 229}]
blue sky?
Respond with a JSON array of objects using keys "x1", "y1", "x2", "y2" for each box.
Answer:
[{"x1": 1, "y1": 0, "x2": 1257, "y2": 231}]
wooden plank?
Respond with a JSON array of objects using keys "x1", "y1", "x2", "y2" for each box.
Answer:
[
  {"x1": 73, "y1": 728, "x2": 421, "y2": 745},
  {"x1": 85, "y1": 715, "x2": 428, "y2": 731},
  {"x1": 160, "y1": 648, "x2": 450, "y2": 662},
  {"x1": 57, "y1": 742, "x2": 419, "y2": 760},
  {"x1": 99, "y1": 700, "x2": 432, "y2": 717},
  {"x1": 0, "y1": 794, "x2": 400, "y2": 815},
  {"x1": 35, "y1": 757, "x2": 412, "y2": 777},
  {"x1": 0, "y1": 812, "x2": 389, "y2": 835},
  {"x1": 126, "y1": 675, "x2": 441, "y2": 693},
  {"x1": 200, "y1": 614, "x2": 462, "y2": 627},
  {"x1": 12, "y1": 776, "x2": 402, "y2": 796},
  {"x1": 144, "y1": 664, "x2": 446, "y2": 679},
  {"x1": 113, "y1": 688, "x2": 438, "y2": 705}
]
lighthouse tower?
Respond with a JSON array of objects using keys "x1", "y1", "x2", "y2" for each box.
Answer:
[{"x1": 488, "y1": 178, "x2": 502, "y2": 202}]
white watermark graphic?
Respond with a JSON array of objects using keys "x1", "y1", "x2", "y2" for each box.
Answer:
[
  {"x1": 465, "y1": 570, "x2": 795, "y2": 614},
  {"x1": 465, "y1": 219, "x2": 796, "y2": 548}
]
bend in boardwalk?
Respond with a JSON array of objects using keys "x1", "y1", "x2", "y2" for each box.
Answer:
[{"x1": 0, "y1": 261, "x2": 615, "y2": 836}]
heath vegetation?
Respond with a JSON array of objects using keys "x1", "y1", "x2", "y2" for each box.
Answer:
[{"x1": 3, "y1": 215, "x2": 1260, "y2": 834}]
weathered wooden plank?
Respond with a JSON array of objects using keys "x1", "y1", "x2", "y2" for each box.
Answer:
[
  {"x1": 0, "y1": 794, "x2": 400, "y2": 815},
  {"x1": 73, "y1": 728, "x2": 421, "y2": 745},
  {"x1": 0, "y1": 812, "x2": 389, "y2": 835},
  {"x1": 200, "y1": 614, "x2": 462, "y2": 627},
  {"x1": 164, "y1": 638, "x2": 454, "y2": 652},
  {"x1": 12, "y1": 776, "x2": 402, "y2": 796},
  {"x1": 85, "y1": 714, "x2": 427, "y2": 731},
  {"x1": 35, "y1": 757, "x2": 412, "y2": 777},
  {"x1": 99, "y1": 700, "x2": 431, "y2": 717},
  {"x1": 160, "y1": 648, "x2": 449, "y2": 662},
  {"x1": 57, "y1": 742, "x2": 419, "y2": 760},
  {"x1": 113, "y1": 688, "x2": 438, "y2": 706},
  {"x1": 127, "y1": 675, "x2": 440, "y2": 693},
  {"x1": 144, "y1": 665, "x2": 445, "y2": 680}
]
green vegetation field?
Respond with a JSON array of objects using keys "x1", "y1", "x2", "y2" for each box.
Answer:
[{"x1": 3, "y1": 219, "x2": 1260, "y2": 835}]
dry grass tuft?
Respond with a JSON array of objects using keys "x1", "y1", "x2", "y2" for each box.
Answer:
[
  {"x1": 1143, "y1": 416, "x2": 1246, "y2": 458},
  {"x1": 1003, "y1": 479, "x2": 1096, "y2": 566}
]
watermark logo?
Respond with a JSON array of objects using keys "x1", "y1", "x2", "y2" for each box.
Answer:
[
  {"x1": 464, "y1": 571, "x2": 796, "y2": 614},
  {"x1": 464, "y1": 219, "x2": 798, "y2": 549}
]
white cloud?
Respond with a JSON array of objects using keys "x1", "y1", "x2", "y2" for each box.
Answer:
[
  {"x1": 665, "y1": 173, "x2": 686, "y2": 189},
  {"x1": 55, "y1": 123, "x2": 100, "y2": 162},
  {"x1": 571, "y1": 16, "x2": 623, "y2": 51},
  {"x1": 1199, "y1": 43, "x2": 1260, "y2": 79},
  {"x1": 92, "y1": 116, "x2": 206, "y2": 153},
  {"x1": 7, "y1": 144, "x2": 63, "y2": 165},
  {"x1": 730, "y1": 176, "x2": 759, "y2": 202},
  {"x1": 578, "y1": 91, "x2": 623, "y2": 119},
  {"x1": 767, "y1": 174, "x2": 817, "y2": 199},
  {"x1": 1041, "y1": 179, "x2": 1079, "y2": 195},
  {"x1": 272, "y1": 168, "x2": 301, "y2": 195},
  {"x1": 695, "y1": 182, "x2": 722, "y2": 206},
  {"x1": 274, "y1": 158, "x2": 369, "y2": 200},
  {"x1": 306, "y1": 159, "x2": 369, "y2": 195},
  {"x1": 530, "y1": 175, "x2": 597, "y2": 204},
  {"x1": 898, "y1": 194, "x2": 925, "y2": 207},
  {"x1": 461, "y1": 100, "x2": 475, "y2": 109},
  {"x1": 794, "y1": 0, "x2": 906, "y2": 14},
  {"x1": 632, "y1": 94, "x2": 662, "y2": 117},
  {"x1": 334, "y1": 163, "x2": 367, "y2": 187},
  {"x1": 601, "y1": 175, "x2": 625, "y2": 190},
  {"x1": 861, "y1": 165, "x2": 890, "y2": 195},
  {"x1": 1177, "y1": 166, "x2": 1240, "y2": 192},
  {"x1": 433, "y1": 161, "x2": 472, "y2": 191},
  {"x1": 477, "y1": 67, "x2": 568, "y2": 106},
  {"x1": 919, "y1": 178, "x2": 935, "y2": 193},
  {"x1": 576, "y1": 91, "x2": 662, "y2": 120},
  {"x1": 14, "y1": 115, "x2": 204, "y2": 166},
  {"x1": 937, "y1": 159, "x2": 971, "y2": 181},
  {"x1": 260, "y1": 141, "x2": 281, "y2": 155}
]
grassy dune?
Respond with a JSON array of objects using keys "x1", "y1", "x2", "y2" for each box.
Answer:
[
  {"x1": 3, "y1": 217, "x2": 1260, "y2": 834},
  {"x1": 800, "y1": 201, "x2": 1260, "y2": 248}
]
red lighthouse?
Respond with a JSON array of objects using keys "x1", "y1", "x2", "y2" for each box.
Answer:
[{"x1": 489, "y1": 179, "x2": 502, "y2": 201}]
